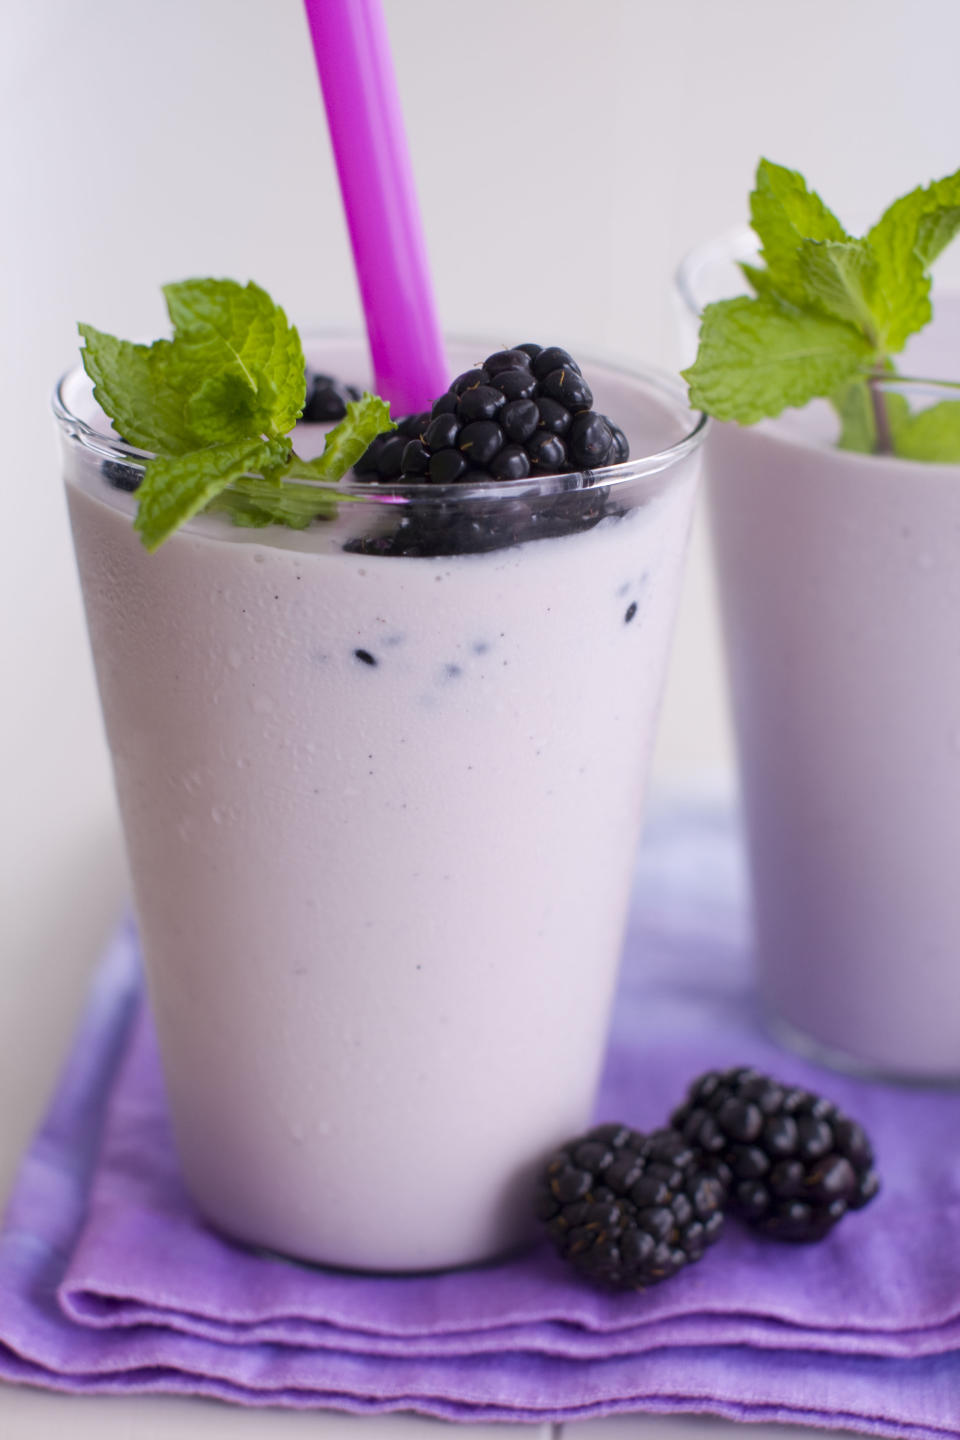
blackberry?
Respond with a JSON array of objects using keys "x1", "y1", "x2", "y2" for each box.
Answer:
[
  {"x1": 451, "y1": 367, "x2": 490, "y2": 395},
  {"x1": 348, "y1": 344, "x2": 633, "y2": 554},
  {"x1": 483, "y1": 348, "x2": 533, "y2": 376},
  {"x1": 489, "y1": 444, "x2": 531, "y2": 480},
  {"x1": 527, "y1": 429, "x2": 567, "y2": 472},
  {"x1": 536, "y1": 396, "x2": 573, "y2": 435},
  {"x1": 401, "y1": 439, "x2": 430, "y2": 475},
  {"x1": 532, "y1": 345, "x2": 581, "y2": 380},
  {"x1": 375, "y1": 432, "x2": 407, "y2": 481},
  {"x1": 568, "y1": 411, "x2": 615, "y2": 469},
  {"x1": 356, "y1": 344, "x2": 629, "y2": 490},
  {"x1": 458, "y1": 419, "x2": 504, "y2": 465},
  {"x1": 608, "y1": 421, "x2": 629, "y2": 463},
  {"x1": 101, "y1": 457, "x2": 142, "y2": 493},
  {"x1": 501, "y1": 398, "x2": 540, "y2": 443},
  {"x1": 431, "y1": 392, "x2": 459, "y2": 418},
  {"x1": 539, "y1": 366, "x2": 593, "y2": 413},
  {"x1": 492, "y1": 367, "x2": 538, "y2": 401},
  {"x1": 456, "y1": 385, "x2": 506, "y2": 423},
  {"x1": 423, "y1": 412, "x2": 460, "y2": 452},
  {"x1": 428, "y1": 448, "x2": 468, "y2": 484},
  {"x1": 535, "y1": 1124, "x2": 726, "y2": 1291},
  {"x1": 397, "y1": 412, "x2": 431, "y2": 439},
  {"x1": 672, "y1": 1068, "x2": 879, "y2": 1243},
  {"x1": 302, "y1": 371, "x2": 361, "y2": 423}
]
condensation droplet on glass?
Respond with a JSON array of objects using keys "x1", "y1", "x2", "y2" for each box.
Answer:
[
  {"x1": 228, "y1": 647, "x2": 242, "y2": 668},
  {"x1": 252, "y1": 694, "x2": 274, "y2": 715},
  {"x1": 917, "y1": 551, "x2": 935, "y2": 572}
]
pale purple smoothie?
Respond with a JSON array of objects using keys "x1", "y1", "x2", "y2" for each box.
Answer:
[
  {"x1": 681, "y1": 252, "x2": 960, "y2": 1081},
  {"x1": 59, "y1": 340, "x2": 703, "y2": 1269},
  {"x1": 708, "y1": 400, "x2": 960, "y2": 1079}
]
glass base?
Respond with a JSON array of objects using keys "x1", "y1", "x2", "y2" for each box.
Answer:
[{"x1": 765, "y1": 1011, "x2": 960, "y2": 1089}]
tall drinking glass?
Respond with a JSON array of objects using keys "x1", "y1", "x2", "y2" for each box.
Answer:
[
  {"x1": 57, "y1": 337, "x2": 705, "y2": 1269},
  {"x1": 678, "y1": 239, "x2": 960, "y2": 1083}
]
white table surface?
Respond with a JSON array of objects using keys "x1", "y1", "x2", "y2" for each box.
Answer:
[
  {"x1": 1, "y1": 1383, "x2": 865, "y2": 1440},
  {"x1": 0, "y1": 1381, "x2": 865, "y2": 1440}
]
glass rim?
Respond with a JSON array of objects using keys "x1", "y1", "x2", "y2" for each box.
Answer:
[
  {"x1": 674, "y1": 225, "x2": 755, "y2": 324},
  {"x1": 674, "y1": 229, "x2": 960, "y2": 395},
  {"x1": 52, "y1": 337, "x2": 709, "y2": 506}
]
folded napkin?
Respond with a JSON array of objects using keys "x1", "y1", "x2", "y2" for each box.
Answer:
[{"x1": 2, "y1": 806, "x2": 959, "y2": 1431}]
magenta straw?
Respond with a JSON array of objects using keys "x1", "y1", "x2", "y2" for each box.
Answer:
[{"x1": 303, "y1": 0, "x2": 448, "y2": 414}]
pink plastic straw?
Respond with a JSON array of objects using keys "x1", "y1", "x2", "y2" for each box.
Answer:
[{"x1": 303, "y1": 0, "x2": 448, "y2": 413}]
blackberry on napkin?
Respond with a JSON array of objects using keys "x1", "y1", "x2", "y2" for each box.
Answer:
[
  {"x1": 535, "y1": 1124, "x2": 726, "y2": 1290},
  {"x1": 672, "y1": 1067, "x2": 880, "y2": 1243}
]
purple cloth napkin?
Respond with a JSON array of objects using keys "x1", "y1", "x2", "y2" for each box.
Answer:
[{"x1": 2, "y1": 807, "x2": 959, "y2": 1431}]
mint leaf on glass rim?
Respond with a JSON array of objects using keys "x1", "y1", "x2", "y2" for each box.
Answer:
[
  {"x1": 79, "y1": 278, "x2": 394, "y2": 548},
  {"x1": 683, "y1": 296, "x2": 871, "y2": 424},
  {"x1": 209, "y1": 477, "x2": 341, "y2": 531},
  {"x1": 133, "y1": 437, "x2": 290, "y2": 553},
  {"x1": 888, "y1": 397, "x2": 960, "y2": 463},
  {"x1": 684, "y1": 158, "x2": 960, "y2": 461},
  {"x1": 832, "y1": 377, "x2": 878, "y2": 454},
  {"x1": 288, "y1": 394, "x2": 395, "y2": 481},
  {"x1": 212, "y1": 397, "x2": 397, "y2": 532},
  {"x1": 78, "y1": 325, "x2": 198, "y2": 455}
]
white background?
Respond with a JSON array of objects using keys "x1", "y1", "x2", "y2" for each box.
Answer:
[{"x1": 2, "y1": 1, "x2": 959, "y2": 1433}]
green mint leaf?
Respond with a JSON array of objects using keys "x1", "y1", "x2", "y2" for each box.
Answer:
[
  {"x1": 209, "y1": 476, "x2": 341, "y2": 531},
  {"x1": 916, "y1": 201, "x2": 960, "y2": 267},
  {"x1": 80, "y1": 279, "x2": 398, "y2": 546},
  {"x1": 682, "y1": 296, "x2": 871, "y2": 424},
  {"x1": 797, "y1": 238, "x2": 879, "y2": 337},
  {"x1": 134, "y1": 437, "x2": 289, "y2": 552},
  {"x1": 831, "y1": 377, "x2": 876, "y2": 453},
  {"x1": 831, "y1": 360, "x2": 904, "y2": 454},
  {"x1": 288, "y1": 393, "x2": 394, "y2": 481},
  {"x1": 864, "y1": 170, "x2": 960, "y2": 353},
  {"x1": 162, "y1": 279, "x2": 305, "y2": 438},
  {"x1": 689, "y1": 161, "x2": 960, "y2": 448},
  {"x1": 203, "y1": 395, "x2": 392, "y2": 533},
  {"x1": 204, "y1": 492, "x2": 276, "y2": 528},
  {"x1": 78, "y1": 324, "x2": 199, "y2": 455},
  {"x1": 184, "y1": 370, "x2": 265, "y2": 444},
  {"x1": 889, "y1": 396, "x2": 960, "y2": 463},
  {"x1": 865, "y1": 215, "x2": 930, "y2": 354},
  {"x1": 739, "y1": 260, "x2": 783, "y2": 299},
  {"x1": 749, "y1": 158, "x2": 848, "y2": 306},
  {"x1": 871, "y1": 167, "x2": 960, "y2": 266}
]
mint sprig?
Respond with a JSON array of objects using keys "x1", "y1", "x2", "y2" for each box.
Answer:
[
  {"x1": 682, "y1": 159, "x2": 960, "y2": 461},
  {"x1": 79, "y1": 279, "x2": 394, "y2": 550}
]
